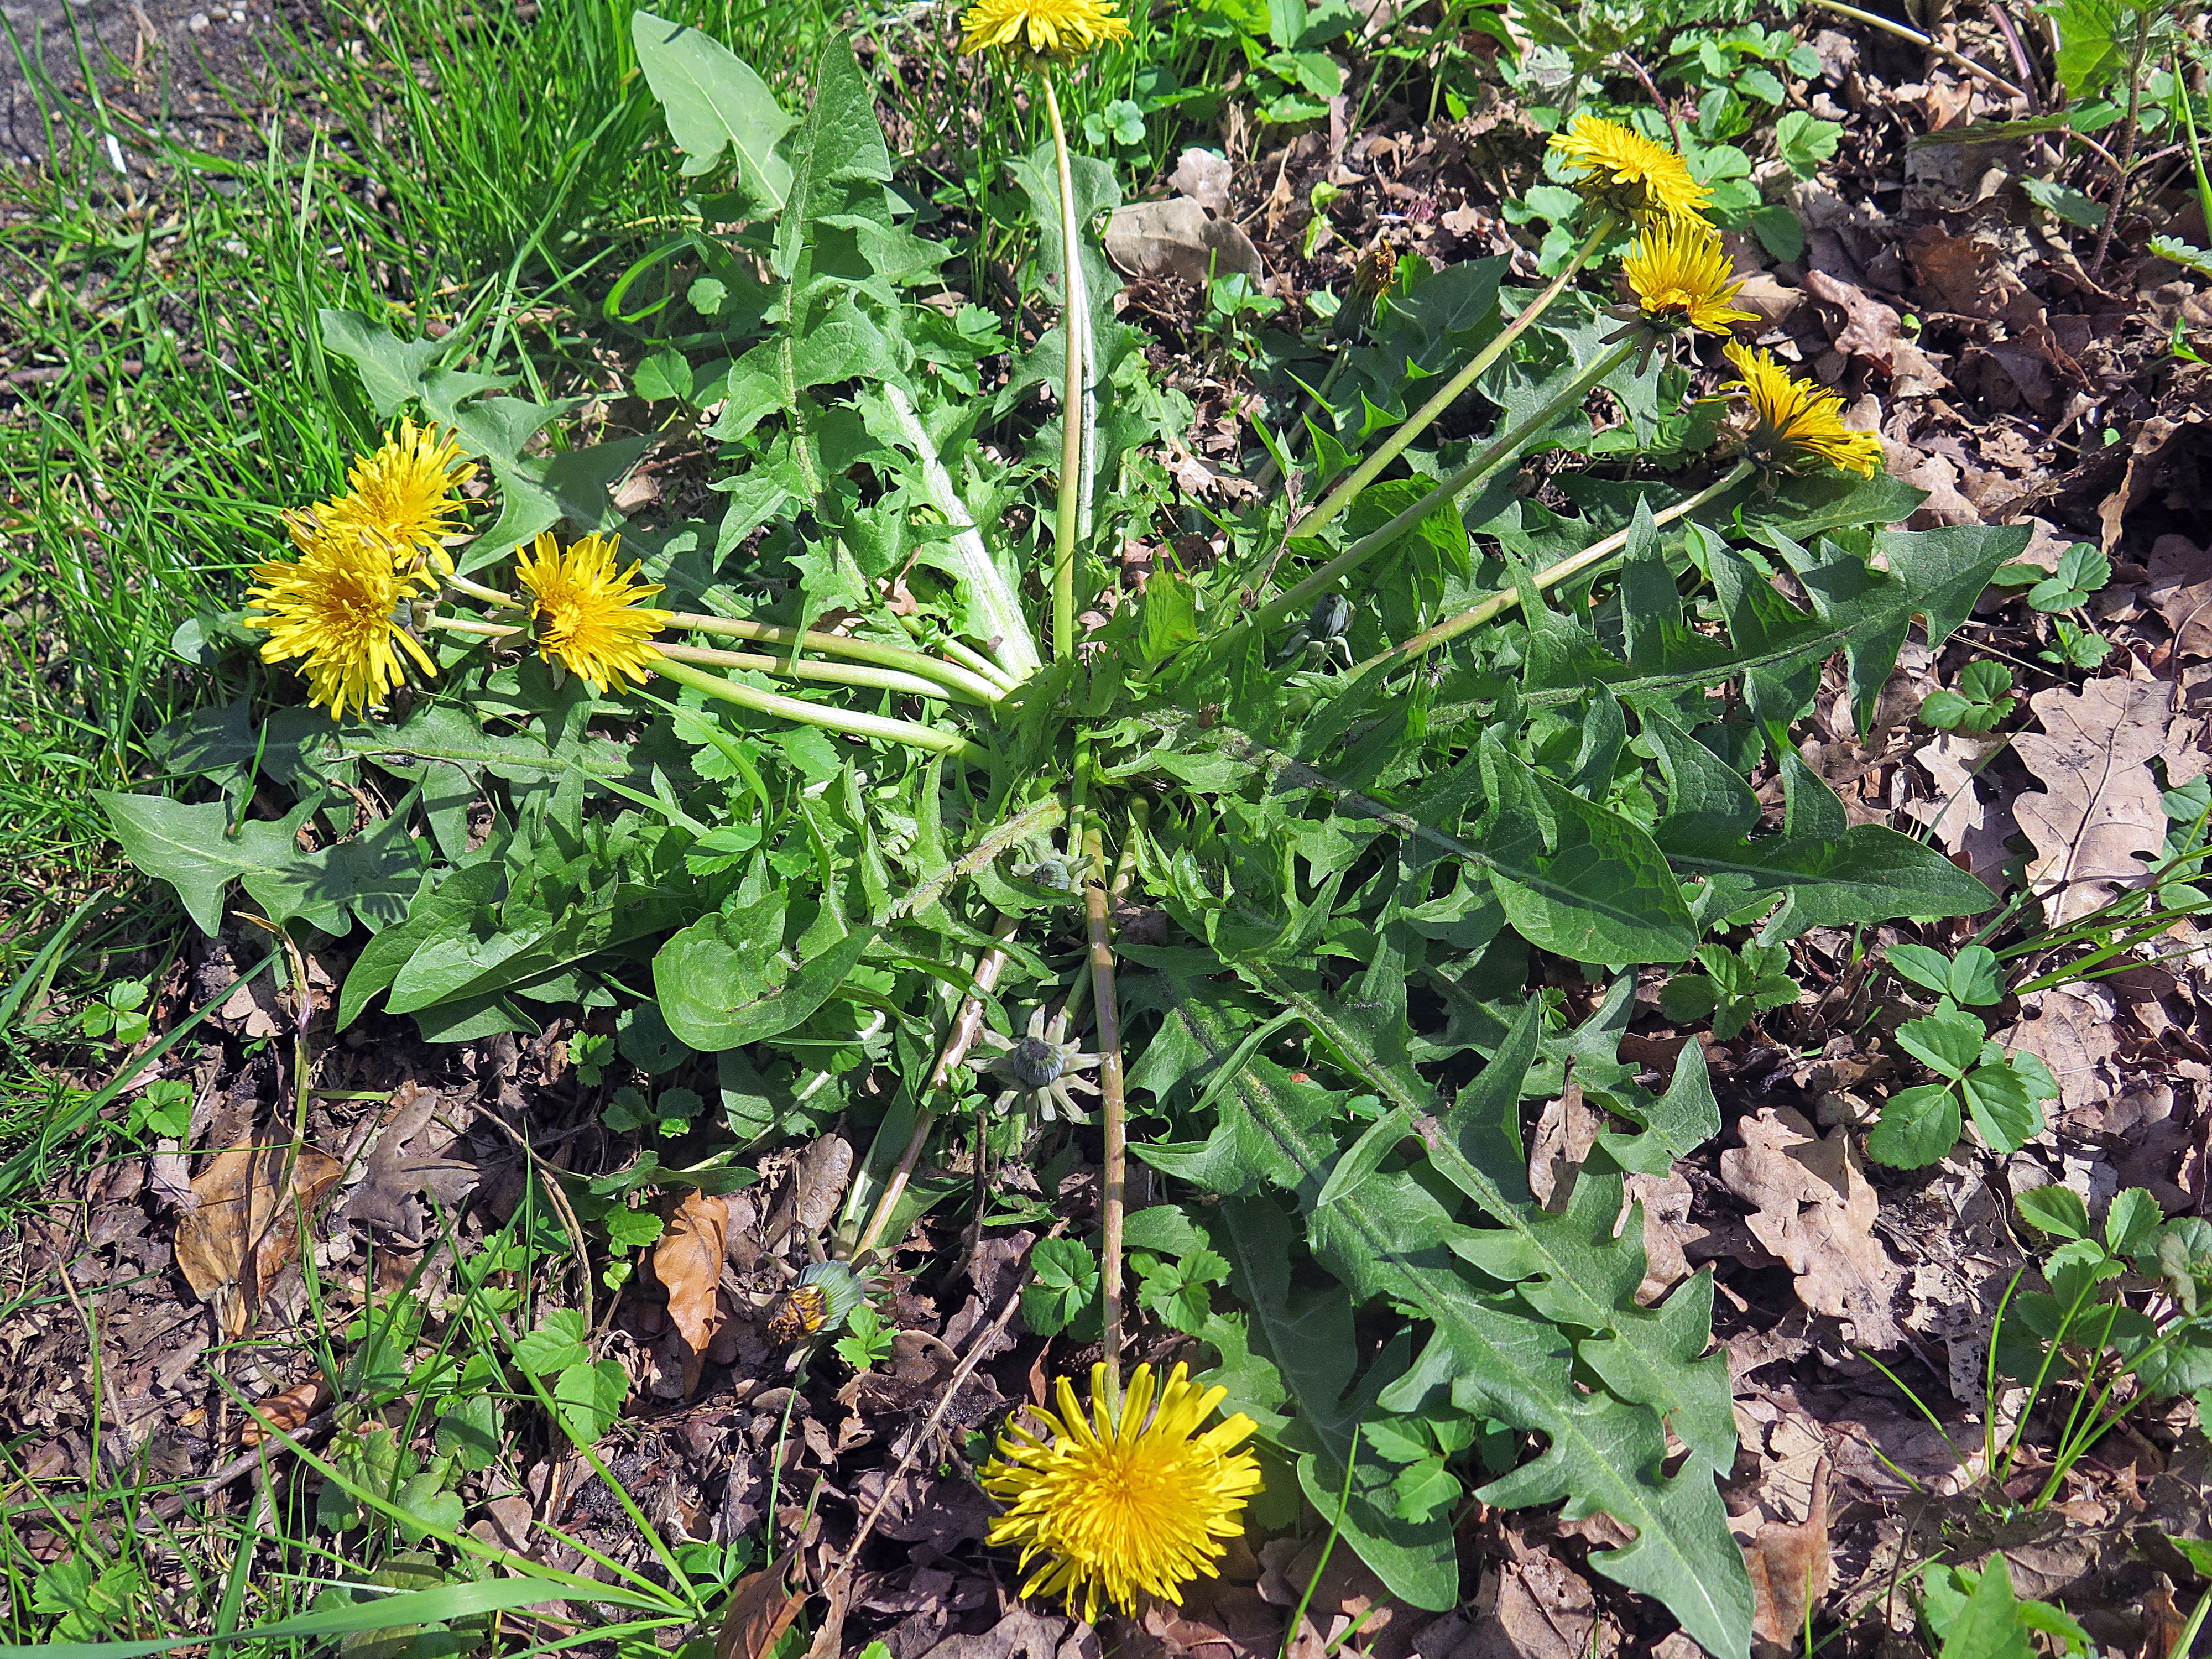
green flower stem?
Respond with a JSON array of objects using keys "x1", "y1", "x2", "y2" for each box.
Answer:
[
  {"x1": 1353, "y1": 458, "x2": 1756, "y2": 675},
  {"x1": 1040, "y1": 75, "x2": 1087, "y2": 662},
  {"x1": 937, "y1": 635, "x2": 1021, "y2": 693},
  {"x1": 659, "y1": 643, "x2": 984, "y2": 705},
  {"x1": 648, "y1": 656, "x2": 994, "y2": 767},
  {"x1": 1257, "y1": 333, "x2": 1643, "y2": 633},
  {"x1": 664, "y1": 611, "x2": 1003, "y2": 705},
  {"x1": 1292, "y1": 213, "x2": 1618, "y2": 545},
  {"x1": 429, "y1": 618, "x2": 981, "y2": 705},
  {"x1": 443, "y1": 571, "x2": 518, "y2": 607}
]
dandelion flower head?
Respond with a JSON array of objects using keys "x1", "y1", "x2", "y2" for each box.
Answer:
[
  {"x1": 1721, "y1": 342, "x2": 1885, "y2": 478},
  {"x1": 1623, "y1": 217, "x2": 1757, "y2": 336},
  {"x1": 304, "y1": 420, "x2": 477, "y2": 577},
  {"x1": 982, "y1": 1361, "x2": 1263, "y2": 1624},
  {"x1": 960, "y1": 0, "x2": 1131, "y2": 60},
  {"x1": 244, "y1": 520, "x2": 437, "y2": 721},
  {"x1": 1549, "y1": 114, "x2": 1713, "y2": 227},
  {"x1": 513, "y1": 530, "x2": 672, "y2": 694}
]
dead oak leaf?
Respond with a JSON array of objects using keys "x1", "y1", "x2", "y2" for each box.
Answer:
[
  {"x1": 175, "y1": 1137, "x2": 345, "y2": 1338},
  {"x1": 2013, "y1": 679, "x2": 2171, "y2": 928},
  {"x1": 654, "y1": 1189, "x2": 731, "y2": 1376},
  {"x1": 1745, "y1": 1459, "x2": 1832, "y2": 1658},
  {"x1": 333, "y1": 1082, "x2": 478, "y2": 1245},
  {"x1": 1720, "y1": 1107, "x2": 1903, "y2": 1349}
]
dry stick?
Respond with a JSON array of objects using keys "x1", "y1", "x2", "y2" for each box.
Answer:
[
  {"x1": 2089, "y1": 7, "x2": 2153, "y2": 276},
  {"x1": 1801, "y1": 0, "x2": 2027, "y2": 101},
  {"x1": 1291, "y1": 214, "x2": 1618, "y2": 549},
  {"x1": 1984, "y1": 0, "x2": 2041, "y2": 113},
  {"x1": 1615, "y1": 50, "x2": 1689, "y2": 154},
  {"x1": 822, "y1": 1249, "x2": 1039, "y2": 1593},
  {"x1": 1081, "y1": 823, "x2": 1128, "y2": 1404},
  {"x1": 852, "y1": 914, "x2": 1021, "y2": 1264},
  {"x1": 1352, "y1": 459, "x2": 1756, "y2": 675}
]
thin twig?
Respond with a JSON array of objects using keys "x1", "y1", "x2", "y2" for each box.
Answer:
[
  {"x1": 1984, "y1": 1, "x2": 2041, "y2": 112},
  {"x1": 852, "y1": 914, "x2": 1020, "y2": 1263},
  {"x1": 1802, "y1": 0, "x2": 2026, "y2": 101},
  {"x1": 2089, "y1": 7, "x2": 2152, "y2": 276},
  {"x1": 821, "y1": 1247, "x2": 1040, "y2": 1590},
  {"x1": 1082, "y1": 823, "x2": 1128, "y2": 1403}
]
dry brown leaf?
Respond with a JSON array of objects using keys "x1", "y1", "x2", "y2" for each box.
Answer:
[
  {"x1": 1745, "y1": 1460, "x2": 1833, "y2": 1658},
  {"x1": 174, "y1": 1138, "x2": 344, "y2": 1337},
  {"x1": 1104, "y1": 197, "x2": 1266, "y2": 286},
  {"x1": 1719, "y1": 1107, "x2": 1903, "y2": 1349},
  {"x1": 2147, "y1": 534, "x2": 2212, "y2": 659},
  {"x1": 1999, "y1": 985, "x2": 2125, "y2": 1116},
  {"x1": 333, "y1": 1082, "x2": 478, "y2": 1245},
  {"x1": 239, "y1": 1376, "x2": 333, "y2": 1447},
  {"x1": 654, "y1": 1190, "x2": 731, "y2": 1358},
  {"x1": 715, "y1": 1545, "x2": 805, "y2": 1659},
  {"x1": 2013, "y1": 679, "x2": 2172, "y2": 927},
  {"x1": 1904, "y1": 732, "x2": 2011, "y2": 889},
  {"x1": 1803, "y1": 268, "x2": 1949, "y2": 393},
  {"x1": 1171, "y1": 147, "x2": 1233, "y2": 216},
  {"x1": 1885, "y1": 446, "x2": 1980, "y2": 527}
]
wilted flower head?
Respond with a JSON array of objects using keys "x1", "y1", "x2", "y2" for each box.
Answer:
[
  {"x1": 982, "y1": 1361, "x2": 1263, "y2": 1624},
  {"x1": 1720, "y1": 342, "x2": 1885, "y2": 478},
  {"x1": 1548, "y1": 114, "x2": 1713, "y2": 227},
  {"x1": 960, "y1": 0, "x2": 1131, "y2": 60},
  {"x1": 244, "y1": 520, "x2": 437, "y2": 720},
  {"x1": 297, "y1": 420, "x2": 476, "y2": 578},
  {"x1": 1621, "y1": 217, "x2": 1757, "y2": 337},
  {"x1": 512, "y1": 530, "x2": 672, "y2": 694},
  {"x1": 971, "y1": 1004, "x2": 1101, "y2": 1122}
]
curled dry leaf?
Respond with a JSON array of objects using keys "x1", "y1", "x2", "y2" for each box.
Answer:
[
  {"x1": 1745, "y1": 1458, "x2": 1832, "y2": 1658},
  {"x1": 239, "y1": 1376, "x2": 334, "y2": 1447},
  {"x1": 174, "y1": 1136, "x2": 345, "y2": 1339},
  {"x1": 2013, "y1": 678, "x2": 2172, "y2": 928},
  {"x1": 654, "y1": 1189, "x2": 731, "y2": 1358},
  {"x1": 1104, "y1": 197, "x2": 1266, "y2": 286},
  {"x1": 1720, "y1": 1106, "x2": 1903, "y2": 1349}
]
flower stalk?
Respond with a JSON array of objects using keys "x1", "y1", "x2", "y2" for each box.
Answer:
[
  {"x1": 1081, "y1": 820, "x2": 1128, "y2": 1402},
  {"x1": 650, "y1": 655, "x2": 994, "y2": 767},
  {"x1": 1353, "y1": 458, "x2": 1756, "y2": 675},
  {"x1": 665, "y1": 611, "x2": 1004, "y2": 705},
  {"x1": 1293, "y1": 212, "x2": 1619, "y2": 542},
  {"x1": 1257, "y1": 333, "x2": 1643, "y2": 632}
]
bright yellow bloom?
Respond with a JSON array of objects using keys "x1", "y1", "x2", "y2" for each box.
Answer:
[
  {"x1": 960, "y1": 0, "x2": 1130, "y2": 60},
  {"x1": 1721, "y1": 342, "x2": 1885, "y2": 477},
  {"x1": 302, "y1": 420, "x2": 476, "y2": 577},
  {"x1": 981, "y1": 1362, "x2": 1263, "y2": 1624},
  {"x1": 1623, "y1": 218, "x2": 1757, "y2": 336},
  {"x1": 244, "y1": 521, "x2": 436, "y2": 721},
  {"x1": 1549, "y1": 114, "x2": 1713, "y2": 227},
  {"x1": 512, "y1": 531, "x2": 672, "y2": 694}
]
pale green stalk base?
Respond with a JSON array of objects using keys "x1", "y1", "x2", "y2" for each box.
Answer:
[
  {"x1": 430, "y1": 617, "x2": 980, "y2": 703},
  {"x1": 1257, "y1": 333, "x2": 1643, "y2": 634},
  {"x1": 650, "y1": 656, "x2": 993, "y2": 766},
  {"x1": 1355, "y1": 458, "x2": 1756, "y2": 674},
  {"x1": 1041, "y1": 76, "x2": 1087, "y2": 663},
  {"x1": 666, "y1": 611, "x2": 1002, "y2": 703},
  {"x1": 1294, "y1": 213, "x2": 1618, "y2": 544}
]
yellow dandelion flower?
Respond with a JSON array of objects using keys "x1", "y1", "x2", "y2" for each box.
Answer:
[
  {"x1": 1549, "y1": 114, "x2": 1713, "y2": 227},
  {"x1": 1623, "y1": 217, "x2": 1757, "y2": 336},
  {"x1": 959, "y1": 0, "x2": 1130, "y2": 60},
  {"x1": 304, "y1": 420, "x2": 477, "y2": 577},
  {"x1": 981, "y1": 1361, "x2": 1263, "y2": 1625},
  {"x1": 1721, "y1": 341, "x2": 1885, "y2": 477},
  {"x1": 244, "y1": 521, "x2": 437, "y2": 721},
  {"x1": 512, "y1": 531, "x2": 672, "y2": 694}
]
